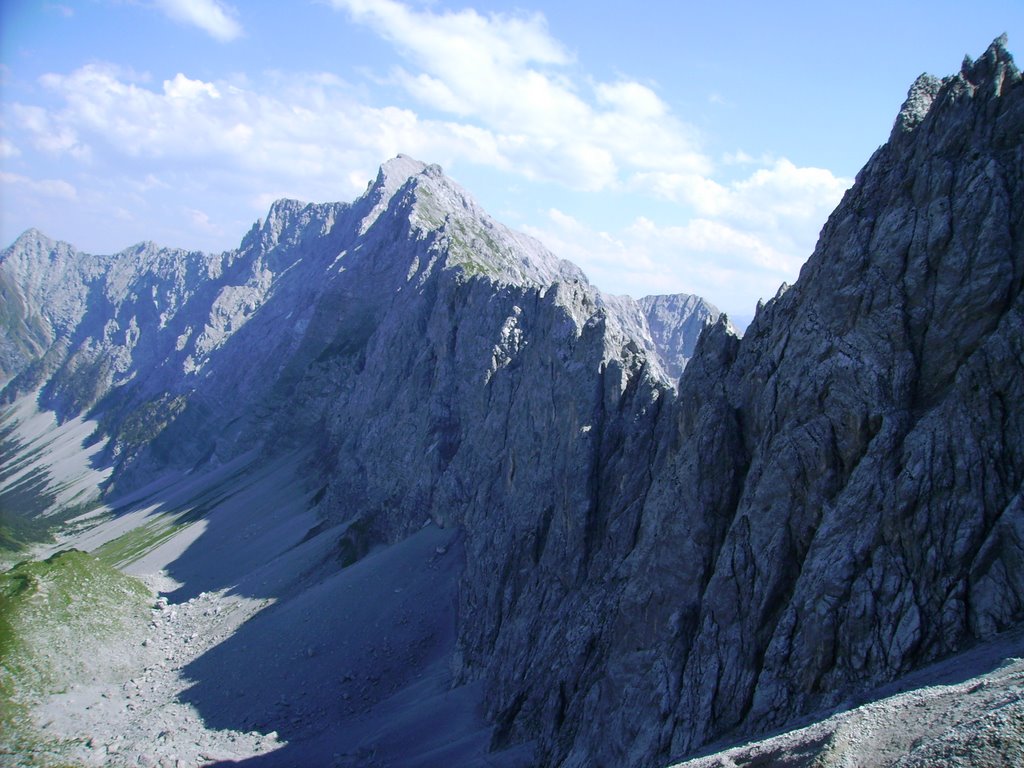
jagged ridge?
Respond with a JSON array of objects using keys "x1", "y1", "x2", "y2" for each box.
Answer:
[
  {"x1": 475, "y1": 35, "x2": 1024, "y2": 766},
  {"x1": 0, "y1": 36, "x2": 1020, "y2": 768}
]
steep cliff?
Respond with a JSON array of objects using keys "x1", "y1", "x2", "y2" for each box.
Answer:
[
  {"x1": 0, "y1": 157, "x2": 708, "y2": 495},
  {"x1": 468, "y1": 35, "x2": 1024, "y2": 766},
  {"x1": 664, "y1": 34, "x2": 1024, "y2": 756}
]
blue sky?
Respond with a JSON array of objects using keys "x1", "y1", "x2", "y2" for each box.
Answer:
[{"x1": 2, "y1": 1, "x2": 1021, "y2": 326}]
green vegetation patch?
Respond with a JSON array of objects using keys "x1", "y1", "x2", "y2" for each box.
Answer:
[
  {"x1": 92, "y1": 514, "x2": 189, "y2": 569},
  {"x1": 0, "y1": 549, "x2": 150, "y2": 764}
]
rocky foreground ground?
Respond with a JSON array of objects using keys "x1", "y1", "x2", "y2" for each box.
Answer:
[
  {"x1": 674, "y1": 625, "x2": 1024, "y2": 768},
  {"x1": 22, "y1": 570, "x2": 280, "y2": 768},
  {"x1": 17, "y1": 570, "x2": 1024, "y2": 768}
]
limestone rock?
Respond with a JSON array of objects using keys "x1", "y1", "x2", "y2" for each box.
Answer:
[
  {"x1": 502, "y1": 35, "x2": 1024, "y2": 766},
  {"x1": 1, "y1": 36, "x2": 1022, "y2": 768}
]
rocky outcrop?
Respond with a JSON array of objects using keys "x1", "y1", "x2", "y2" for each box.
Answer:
[
  {"x1": 461, "y1": 36, "x2": 1024, "y2": 766},
  {"x1": 665, "y1": 34, "x2": 1024, "y2": 754}
]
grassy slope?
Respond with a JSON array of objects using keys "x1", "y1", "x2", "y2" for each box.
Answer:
[{"x1": 0, "y1": 549, "x2": 150, "y2": 766}]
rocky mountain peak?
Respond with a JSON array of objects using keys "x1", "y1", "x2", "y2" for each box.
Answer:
[
  {"x1": 962, "y1": 32, "x2": 1015, "y2": 84},
  {"x1": 352, "y1": 154, "x2": 586, "y2": 290},
  {"x1": 894, "y1": 73, "x2": 942, "y2": 133},
  {"x1": 892, "y1": 35, "x2": 1017, "y2": 138},
  {"x1": 376, "y1": 153, "x2": 440, "y2": 192},
  {"x1": 2, "y1": 229, "x2": 76, "y2": 271},
  {"x1": 358, "y1": 153, "x2": 440, "y2": 234},
  {"x1": 5, "y1": 228, "x2": 54, "y2": 253}
]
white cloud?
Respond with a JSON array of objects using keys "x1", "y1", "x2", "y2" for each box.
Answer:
[
  {"x1": 631, "y1": 159, "x2": 848, "y2": 225},
  {"x1": 13, "y1": 63, "x2": 515, "y2": 205},
  {"x1": 524, "y1": 156, "x2": 848, "y2": 319},
  {"x1": 732, "y1": 159, "x2": 849, "y2": 220},
  {"x1": 628, "y1": 160, "x2": 850, "y2": 291},
  {"x1": 329, "y1": 0, "x2": 707, "y2": 188},
  {"x1": 595, "y1": 81, "x2": 666, "y2": 118},
  {"x1": 153, "y1": 0, "x2": 242, "y2": 42},
  {"x1": 11, "y1": 103, "x2": 90, "y2": 159},
  {"x1": 335, "y1": 0, "x2": 571, "y2": 75},
  {"x1": 628, "y1": 216, "x2": 791, "y2": 274},
  {"x1": 164, "y1": 72, "x2": 221, "y2": 100},
  {"x1": 0, "y1": 138, "x2": 21, "y2": 158},
  {"x1": 722, "y1": 150, "x2": 757, "y2": 165},
  {"x1": 185, "y1": 207, "x2": 220, "y2": 234},
  {"x1": 4, "y1": 0, "x2": 853, "y2": 314},
  {"x1": 1, "y1": 172, "x2": 78, "y2": 201}
]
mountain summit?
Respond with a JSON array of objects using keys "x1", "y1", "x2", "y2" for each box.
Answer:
[
  {"x1": 0, "y1": 155, "x2": 723, "y2": 472},
  {"x1": 1, "y1": 37, "x2": 1021, "y2": 768}
]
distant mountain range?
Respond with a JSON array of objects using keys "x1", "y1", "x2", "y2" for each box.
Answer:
[{"x1": 0, "y1": 35, "x2": 1021, "y2": 768}]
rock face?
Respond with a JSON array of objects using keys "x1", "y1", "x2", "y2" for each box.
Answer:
[
  {"x1": 639, "y1": 293, "x2": 732, "y2": 381},
  {"x1": 0, "y1": 156, "x2": 707, "y2": 482},
  {"x1": 487, "y1": 35, "x2": 1024, "y2": 766},
  {"x1": 1, "y1": 37, "x2": 1022, "y2": 768}
]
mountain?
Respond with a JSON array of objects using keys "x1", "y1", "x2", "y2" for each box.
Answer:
[
  {"x1": 0, "y1": 36, "x2": 1021, "y2": 768},
  {"x1": 0, "y1": 155, "x2": 720, "y2": 476},
  {"x1": 0, "y1": 156, "x2": 723, "y2": 763},
  {"x1": 639, "y1": 293, "x2": 735, "y2": 380},
  {"x1": 525, "y1": 35, "x2": 1024, "y2": 765}
]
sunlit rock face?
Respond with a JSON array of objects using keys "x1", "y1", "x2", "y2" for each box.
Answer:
[{"x1": 2, "y1": 37, "x2": 1021, "y2": 768}]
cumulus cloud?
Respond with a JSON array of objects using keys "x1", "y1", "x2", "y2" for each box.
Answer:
[
  {"x1": 632, "y1": 159, "x2": 849, "y2": 229},
  {"x1": 9, "y1": 63, "x2": 525, "y2": 212},
  {"x1": 525, "y1": 159, "x2": 846, "y2": 321},
  {"x1": 329, "y1": 0, "x2": 708, "y2": 189},
  {"x1": 4, "y1": 0, "x2": 852, "y2": 311},
  {"x1": 1, "y1": 172, "x2": 78, "y2": 201},
  {"x1": 153, "y1": 0, "x2": 242, "y2": 42},
  {"x1": 19, "y1": 57, "x2": 694, "y2": 202}
]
